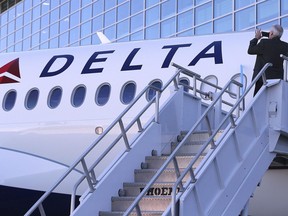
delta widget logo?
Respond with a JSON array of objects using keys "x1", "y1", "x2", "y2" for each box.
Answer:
[{"x1": 0, "y1": 58, "x2": 21, "y2": 84}]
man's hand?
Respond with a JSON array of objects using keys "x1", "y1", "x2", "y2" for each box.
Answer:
[{"x1": 255, "y1": 28, "x2": 262, "y2": 40}]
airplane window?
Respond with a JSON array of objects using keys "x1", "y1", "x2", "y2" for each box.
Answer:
[
  {"x1": 3, "y1": 90, "x2": 17, "y2": 111},
  {"x1": 179, "y1": 78, "x2": 190, "y2": 92},
  {"x1": 95, "y1": 83, "x2": 111, "y2": 106},
  {"x1": 121, "y1": 81, "x2": 136, "y2": 105},
  {"x1": 200, "y1": 75, "x2": 218, "y2": 100},
  {"x1": 25, "y1": 88, "x2": 39, "y2": 110},
  {"x1": 48, "y1": 87, "x2": 62, "y2": 109},
  {"x1": 228, "y1": 73, "x2": 247, "y2": 98},
  {"x1": 146, "y1": 80, "x2": 162, "y2": 101},
  {"x1": 71, "y1": 85, "x2": 86, "y2": 107}
]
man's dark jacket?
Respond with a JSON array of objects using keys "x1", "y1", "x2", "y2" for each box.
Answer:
[{"x1": 248, "y1": 37, "x2": 288, "y2": 95}]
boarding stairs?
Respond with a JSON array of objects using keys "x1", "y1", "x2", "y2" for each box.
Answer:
[
  {"x1": 25, "y1": 61, "x2": 288, "y2": 216},
  {"x1": 98, "y1": 130, "x2": 222, "y2": 216}
]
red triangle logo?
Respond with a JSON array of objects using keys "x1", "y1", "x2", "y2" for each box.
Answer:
[{"x1": 0, "y1": 58, "x2": 21, "y2": 84}]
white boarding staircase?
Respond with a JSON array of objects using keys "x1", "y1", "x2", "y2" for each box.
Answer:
[{"x1": 25, "y1": 61, "x2": 288, "y2": 216}]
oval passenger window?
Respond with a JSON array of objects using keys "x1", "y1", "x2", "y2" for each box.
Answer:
[
  {"x1": 3, "y1": 90, "x2": 17, "y2": 111},
  {"x1": 72, "y1": 85, "x2": 86, "y2": 107},
  {"x1": 121, "y1": 82, "x2": 136, "y2": 105},
  {"x1": 26, "y1": 88, "x2": 39, "y2": 110},
  {"x1": 48, "y1": 87, "x2": 62, "y2": 109},
  {"x1": 147, "y1": 80, "x2": 162, "y2": 101},
  {"x1": 96, "y1": 84, "x2": 111, "y2": 106}
]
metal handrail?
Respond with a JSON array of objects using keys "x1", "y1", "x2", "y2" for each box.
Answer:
[
  {"x1": 123, "y1": 73, "x2": 244, "y2": 216},
  {"x1": 24, "y1": 62, "x2": 243, "y2": 216},
  {"x1": 25, "y1": 82, "x2": 164, "y2": 215},
  {"x1": 24, "y1": 84, "x2": 162, "y2": 215},
  {"x1": 170, "y1": 62, "x2": 271, "y2": 215},
  {"x1": 172, "y1": 63, "x2": 239, "y2": 98},
  {"x1": 123, "y1": 63, "x2": 271, "y2": 216},
  {"x1": 70, "y1": 64, "x2": 240, "y2": 212}
]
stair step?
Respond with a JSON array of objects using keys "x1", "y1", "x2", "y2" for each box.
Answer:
[
  {"x1": 177, "y1": 131, "x2": 210, "y2": 142},
  {"x1": 122, "y1": 182, "x2": 179, "y2": 196},
  {"x1": 134, "y1": 168, "x2": 190, "y2": 182},
  {"x1": 179, "y1": 130, "x2": 222, "y2": 141},
  {"x1": 99, "y1": 211, "x2": 163, "y2": 216},
  {"x1": 177, "y1": 131, "x2": 223, "y2": 145},
  {"x1": 100, "y1": 131, "x2": 219, "y2": 215},
  {"x1": 169, "y1": 131, "x2": 213, "y2": 155},
  {"x1": 111, "y1": 196, "x2": 171, "y2": 212},
  {"x1": 171, "y1": 138, "x2": 213, "y2": 155},
  {"x1": 143, "y1": 155, "x2": 204, "y2": 169}
]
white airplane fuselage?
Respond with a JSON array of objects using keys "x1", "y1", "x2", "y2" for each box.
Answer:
[{"x1": 0, "y1": 30, "x2": 286, "y2": 201}]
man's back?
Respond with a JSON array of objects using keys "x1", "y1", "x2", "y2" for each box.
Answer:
[{"x1": 248, "y1": 37, "x2": 288, "y2": 79}]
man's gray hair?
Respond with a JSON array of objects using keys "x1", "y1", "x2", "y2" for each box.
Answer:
[{"x1": 272, "y1": 24, "x2": 284, "y2": 38}]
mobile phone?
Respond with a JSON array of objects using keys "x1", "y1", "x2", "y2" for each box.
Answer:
[{"x1": 262, "y1": 31, "x2": 269, "y2": 37}]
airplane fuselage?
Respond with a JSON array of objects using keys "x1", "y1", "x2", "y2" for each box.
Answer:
[{"x1": 0, "y1": 30, "x2": 280, "y2": 194}]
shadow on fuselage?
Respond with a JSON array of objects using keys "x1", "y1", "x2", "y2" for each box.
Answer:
[{"x1": 0, "y1": 185, "x2": 80, "y2": 216}]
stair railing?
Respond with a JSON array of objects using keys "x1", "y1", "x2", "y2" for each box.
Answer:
[
  {"x1": 171, "y1": 63, "x2": 272, "y2": 216},
  {"x1": 122, "y1": 63, "x2": 271, "y2": 216},
  {"x1": 25, "y1": 80, "x2": 163, "y2": 216},
  {"x1": 122, "y1": 63, "x2": 247, "y2": 216},
  {"x1": 24, "y1": 63, "x2": 243, "y2": 216},
  {"x1": 281, "y1": 54, "x2": 288, "y2": 81},
  {"x1": 171, "y1": 63, "x2": 241, "y2": 108},
  {"x1": 169, "y1": 62, "x2": 272, "y2": 216}
]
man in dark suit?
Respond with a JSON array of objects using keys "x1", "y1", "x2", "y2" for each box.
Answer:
[{"x1": 248, "y1": 24, "x2": 288, "y2": 96}]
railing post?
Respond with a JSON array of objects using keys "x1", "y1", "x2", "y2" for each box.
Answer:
[
  {"x1": 284, "y1": 59, "x2": 287, "y2": 81},
  {"x1": 213, "y1": 92, "x2": 222, "y2": 128},
  {"x1": 119, "y1": 119, "x2": 131, "y2": 150},
  {"x1": 235, "y1": 84, "x2": 241, "y2": 118},
  {"x1": 135, "y1": 204, "x2": 142, "y2": 216},
  {"x1": 192, "y1": 75, "x2": 197, "y2": 96},
  {"x1": 70, "y1": 193, "x2": 76, "y2": 215},
  {"x1": 205, "y1": 115, "x2": 216, "y2": 149},
  {"x1": 136, "y1": 119, "x2": 143, "y2": 132},
  {"x1": 172, "y1": 157, "x2": 184, "y2": 191},
  {"x1": 173, "y1": 69, "x2": 181, "y2": 90},
  {"x1": 155, "y1": 91, "x2": 160, "y2": 123},
  {"x1": 171, "y1": 184, "x2": 177, "y2": 216},
  {"x1": 189, "y1": 167, "x2": 197, "y2": 183},
  {"x1": 81, "y1": 159, "x2": 95, "y2": 192},
  {"x1": 261, "y1": 71, "x2": 267, "y2": 85},
  {"x1": 281, "y1": 54, "x2": 288, "y2": 81},
  {"x1": 229, "y1": 114, "x2": 236, "y2": 128},
  {"x1": 38, "y1": 203, "x2": 46, "y2": 216}
]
